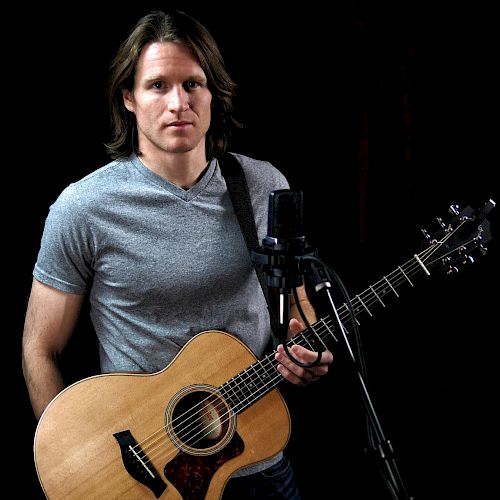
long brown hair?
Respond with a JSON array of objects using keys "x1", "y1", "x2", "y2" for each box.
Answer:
[{"x1": 105, "y1": 10, "x2": 240, "y2": 160}]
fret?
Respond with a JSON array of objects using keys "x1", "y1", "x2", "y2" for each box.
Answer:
[
  {"x1": 356, "y1": 294, "x2": 373, "y2": 316},
  {"x1": 299, "y1": 324, "x2": 329, "y2": 353},
  {"x1": 319, "y1": 317, "x2": 338, "y2": 343},
  {"x1": 353, "y1": 302, "x2": 365, "y2": 316},
  {"x1": 238, "y1": 370, "x2": 256, "y2": 402},
  {"x1": 219, "y1": 385, "x2": 238, "y2": 409},
  {"x1": 235, "y1": 371, "x2": 255, "y2": 405},
  {"x1": 398, "y1": 265, "x2": 414, "y2": 286},
  {"x1": 309, "y1": 323, "x2": 328, "y2": 351},
  {"x1": 370, "y1": 285, "x2": 385, "y2": 307},
  {"x1": 261, "y1": 358, "x2": 278, "y2": 392},
  {"x1": 221, "y1": 376, "x2": 243, "y2": 409},
  {"x1": 250, "y1": 363, "x2": 269, "y2": 392},
  {"x1": 384, "y1": 275, "x2": 399, "y2": 297},
  {"x1": 299, "y1": 331, "x2": 314, "y2": 350}
]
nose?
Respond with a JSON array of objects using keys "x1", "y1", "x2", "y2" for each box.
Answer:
[{"x1": 167, "y1": 85, "x2": 189, "y2": 112}]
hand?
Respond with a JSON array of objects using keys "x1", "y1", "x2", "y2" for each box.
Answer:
[{"x1": 274, "y1": 318, "x2": 333, "y2": 386}]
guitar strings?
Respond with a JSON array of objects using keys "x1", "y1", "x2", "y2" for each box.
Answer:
[
  {"x1": 133, "y1": 225, "x2": 467, "y2": 467},
  {"x1": 128, "y1": 221, "x2": 471, "y2": 471}
]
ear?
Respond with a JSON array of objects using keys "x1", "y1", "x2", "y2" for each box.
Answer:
[{"x1": 122, "y1": 88, "x2": 135, "y2": 113}]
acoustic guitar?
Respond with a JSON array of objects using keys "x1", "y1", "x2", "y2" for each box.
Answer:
[{"x1": 34, "y1": 200, "x2": 495, "y2": 499}]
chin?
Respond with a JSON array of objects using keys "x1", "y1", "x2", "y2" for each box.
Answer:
[{"x1": 166, "y1": 141, "x2": 204, "y2": 155}]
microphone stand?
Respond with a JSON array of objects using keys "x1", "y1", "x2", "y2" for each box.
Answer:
[
  {"x1": 251, "y1": 189, "x2": 413, "y2": 498},
  {"x1": 312, "y1": 268, "x2": 414, "y2": 500}
]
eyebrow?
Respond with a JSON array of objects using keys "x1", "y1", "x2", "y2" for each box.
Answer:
[{"x1": 142, "y1": 73, "x2": 208, "y2": 84}]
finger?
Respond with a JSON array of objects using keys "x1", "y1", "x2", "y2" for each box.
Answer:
[
  {"x1": 288, "y1": 318, "x2": 304, "y2": 336},
  {"x1": 275, "y1": 345, "x2": 322, "y2": 383},
  {"x1": 276, "y1": 362, "x2": 307, "y2": 386},
  {"x1": 278, "y1": 344, "x2": 333, "y2": 381},
  {"x1": 290, "y1": 344, "x2": 334, "y2": 366}
]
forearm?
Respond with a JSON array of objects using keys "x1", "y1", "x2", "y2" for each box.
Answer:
[
  {"x1": 290, "y1": 297, "x2": 316, "y2": 325},
  {"x1": 22, "y1": 349, "x2": 65, "y2": 420},
  {"x1": 21, "y1": 279, "x2": 84, "y2": 420},
  {"x1": 289, "y1": 285, "x2": 316, "y2": 337}
]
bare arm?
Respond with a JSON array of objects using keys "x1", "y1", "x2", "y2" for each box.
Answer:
[
  {"x1": 22, "y1": 278, "x2": 85, "y2": 420},
  {"x1": 289, "y1": 284, "x2": 316, "y2": 333}
]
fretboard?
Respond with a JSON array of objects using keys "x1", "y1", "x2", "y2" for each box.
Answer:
[
  {"x1": 218, "y1": 238, "x2": 462, "y2": 415},
  {"x1": 219, "y1": 213, "x2": 484, "y2": 414}
]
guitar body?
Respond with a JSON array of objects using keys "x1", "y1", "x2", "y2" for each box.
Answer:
[{"x1": 34, "y1": 330, "x2": 290, "y2": 499}]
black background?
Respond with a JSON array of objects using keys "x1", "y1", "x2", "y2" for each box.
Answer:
[{"x1": 8, "y1": 1, "x2": 497, "y2": 499}]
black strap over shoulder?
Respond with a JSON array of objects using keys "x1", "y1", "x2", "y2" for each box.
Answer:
[
  {"x1": 218, "y1": 153, "x2": 260, "y2": 252},
  {"x1": 218, "y1": 153, "x2": 279, "y2": 337}
]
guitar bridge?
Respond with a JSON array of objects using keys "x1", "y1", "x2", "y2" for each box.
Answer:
[{"x1": 113, "y1": 430, "x2": 167, "y2": 498}]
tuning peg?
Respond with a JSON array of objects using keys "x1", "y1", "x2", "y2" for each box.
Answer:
[
  {"x1": 449, "y1": 204, "x2": 460, "y2": 215},
  {"x1": 420, "y1": 228, "x2": 431, "y2": 241},
  {"x1": 435, "y1": 217, "x2": 446, "y2": 229}
]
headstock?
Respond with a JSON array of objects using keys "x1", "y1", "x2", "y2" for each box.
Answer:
[{"x1": 418, "y1": 199, "x2": 495, "y2": 275}]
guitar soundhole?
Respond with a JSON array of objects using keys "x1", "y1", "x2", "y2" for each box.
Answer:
[{"x1": 166, "y1": 385, "x2": 236, "y2": 456}]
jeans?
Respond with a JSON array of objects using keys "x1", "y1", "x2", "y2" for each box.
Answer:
[{"x1": 222, "y1": 456, "x2": 301, "y2": 499}]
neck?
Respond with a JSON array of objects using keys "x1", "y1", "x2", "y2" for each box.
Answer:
[{"x1": 138, "y1": 149, "x2": 209, "y2": 189}]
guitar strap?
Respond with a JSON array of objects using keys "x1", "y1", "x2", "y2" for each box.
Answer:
[{"x1": 218, "y1": 153, "x2": 280, "y2": 339}]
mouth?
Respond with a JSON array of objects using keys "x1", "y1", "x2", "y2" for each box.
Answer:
[{"x1": 167, "y1": 121, "x2": 192, "y2": 128}]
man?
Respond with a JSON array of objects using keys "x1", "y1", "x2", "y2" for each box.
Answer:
[{"x1": 22, "y1": 10, "x2": 332, "y2": 499}]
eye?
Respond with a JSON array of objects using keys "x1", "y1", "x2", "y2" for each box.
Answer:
[
  {"x1": 184, "y1": 80, "x2": 201, "y2": 91},
  {"x1": 152, "y1": 81, "x2": 164, "y2": 90}
]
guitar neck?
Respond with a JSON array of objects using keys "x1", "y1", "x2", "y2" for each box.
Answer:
[
  {"x1": 219, "y1": 252, "x2": 434, "y2": 416},
  {"x1": 219, "y1": 196, "x2": 495, "y2": 415}
]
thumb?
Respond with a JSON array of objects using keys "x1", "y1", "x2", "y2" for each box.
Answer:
[{"x1": 289, "y1": 318, "x2": 304, "y2": 336}]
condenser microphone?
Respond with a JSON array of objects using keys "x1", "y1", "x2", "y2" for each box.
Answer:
[
  {"x1": 251, "y1": 189, "x2": 316, "y2": 352},
  {"x1": 251, "y1": 189, "x2": 315, "y2": 291}
]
